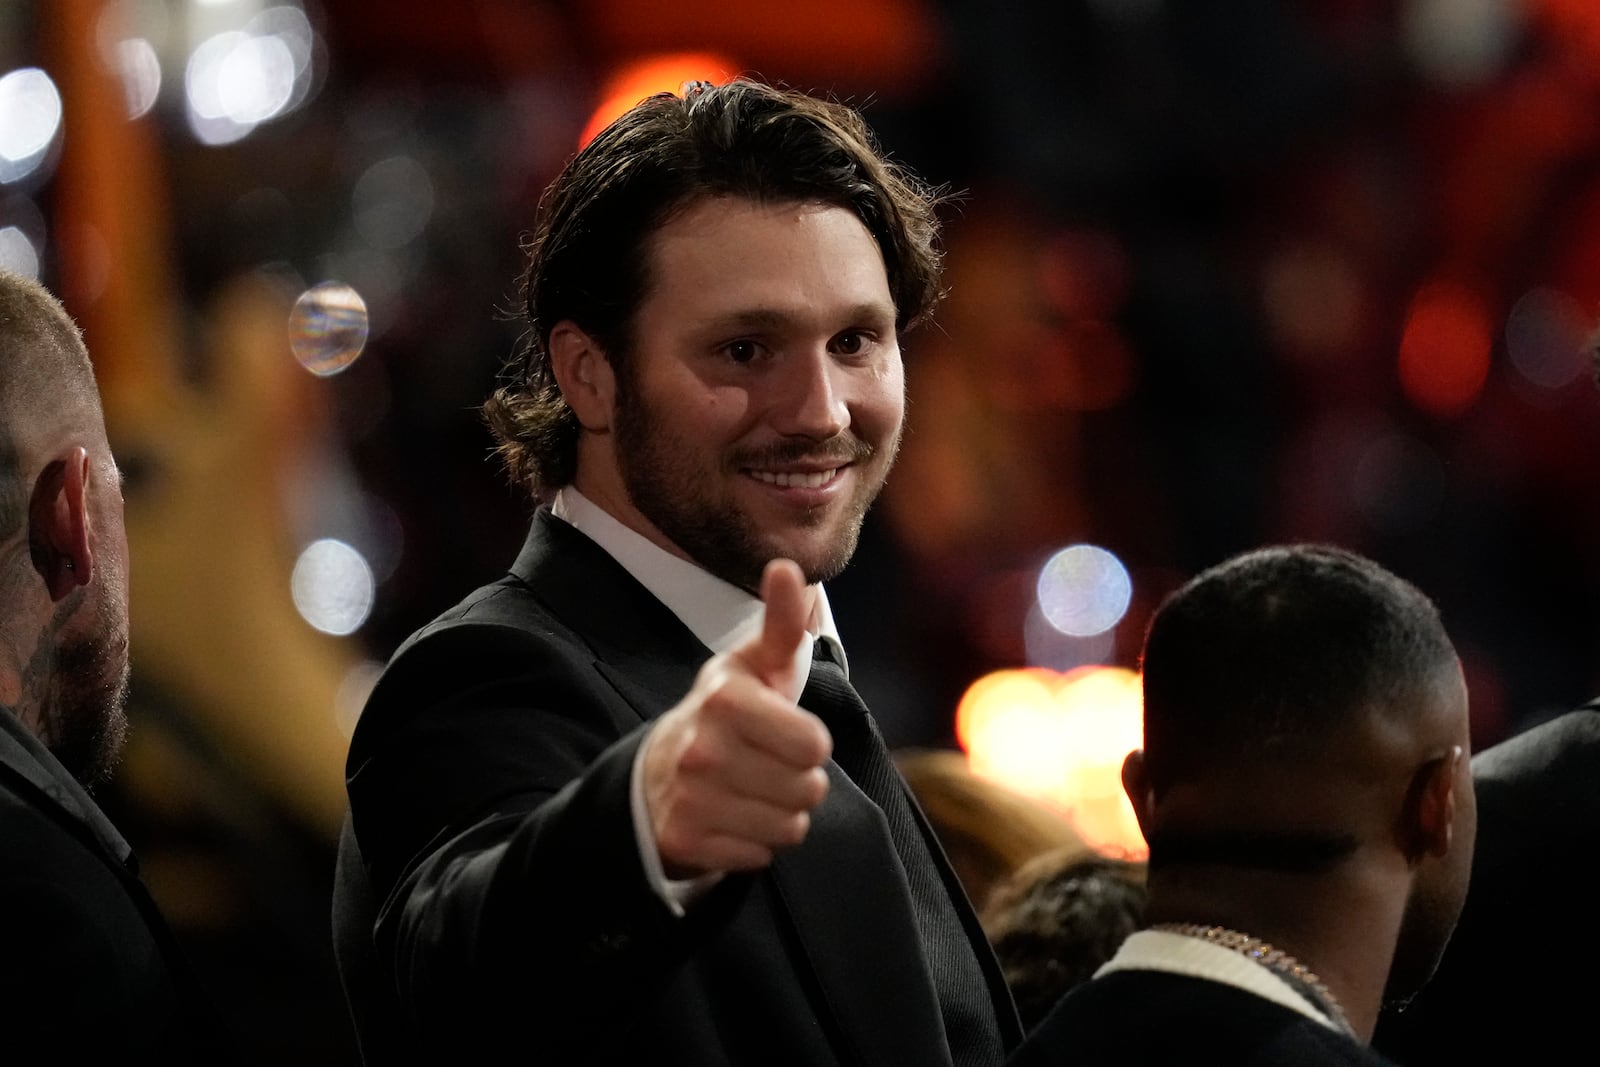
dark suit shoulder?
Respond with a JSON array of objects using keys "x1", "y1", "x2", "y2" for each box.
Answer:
[
  {"x1": 1469, "y1": 703, "x2": 1600, "y2": 863},
  {"x1": 0, "y1": 786, "x2": 161, "y2": 974},
  {"x1": 0, "y1": 780, "x2": 218, "y2": 1060},
  {"x1": 343, "y1": 543, "x2": 695, "y2": 902},
  {"x1": 1472, "y1": 705, "x2": 1600, "y2": 782}
]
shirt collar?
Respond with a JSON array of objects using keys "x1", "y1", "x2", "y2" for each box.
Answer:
[
  {"x1": 551, "y1": 487, "x2": 846, "y2": 677},
  {"x1": 1095, "y1": 929, "x2": 1343, "y2": 1033}
]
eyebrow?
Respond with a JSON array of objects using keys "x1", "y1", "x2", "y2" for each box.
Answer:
[{"x1": 702, "y1": 302, "x2": 896, "y2": 335}]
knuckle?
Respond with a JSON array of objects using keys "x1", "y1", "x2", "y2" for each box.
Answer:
[
  {"x1": 778, "y1": 812, "x2": 811, "y2": 848},
  {"x1": 694, "y1": 655, "x2": 730, "y2": 687},
  {"x1": 656, "y1": 799, "x2": 711, "y2": 859},
  {"x1": 696, "y1": 682, "x2": 745, "y2": 724},
  {"x1": 656, "y1": 822, "x2": 692, "y2": 862},
  {"x1": 802, "y1": 768, "x2": 830, "y2": 807},
  {"x1": 676, "y1": 735, "x2": 719, "y2": 775}
]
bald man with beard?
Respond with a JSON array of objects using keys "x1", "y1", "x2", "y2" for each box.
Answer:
[{"x1": 0, "y1": 269, "x2": 219, "y2": 1061}]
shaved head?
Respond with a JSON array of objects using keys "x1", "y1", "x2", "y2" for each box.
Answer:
[
  {"x1": 0, "y1": 273, "x2": 105, "y2": 534},
  {"x1": 0, "y1": 269, "x2": 130, "y2": 786}
]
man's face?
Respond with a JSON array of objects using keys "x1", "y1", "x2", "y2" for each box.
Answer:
[{"x1": 602, "y1": 197, "x2": 905, "y2": 591}]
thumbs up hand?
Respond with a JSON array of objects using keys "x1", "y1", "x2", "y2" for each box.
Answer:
[{"x1": 641, "y1": 559, "x2": 833, "y2": 877}]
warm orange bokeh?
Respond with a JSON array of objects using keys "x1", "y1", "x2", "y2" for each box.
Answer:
[
  {"x1": 580, "y1": 52, "x2": 739, "y2": 148},
  {"x1": 956, "y1": 666, "x2": 1147, "y2": 858}
]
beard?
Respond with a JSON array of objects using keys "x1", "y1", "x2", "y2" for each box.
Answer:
[
  {"x1": 31, "y1": 593, "x2": 131, "y2": 789},
  {"x1": 612, "y1": 379, "x2": 897, "y2": 593}
]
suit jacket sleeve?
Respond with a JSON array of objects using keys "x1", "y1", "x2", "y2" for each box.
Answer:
[{"x1": 346, "y1": 604, "x2": 747, "y2": 1059}]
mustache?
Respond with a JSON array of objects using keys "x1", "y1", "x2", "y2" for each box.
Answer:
[{"x1": 732, "y1": 436, "x2": 874, "y2": 469}]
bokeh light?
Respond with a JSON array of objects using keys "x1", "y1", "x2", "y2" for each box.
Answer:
[
  {"x1": 957, "y1": 665, "x2": 1146, "y2": 856},
  {"x1": 352, "y1": 155, "x2": 434, "y2": 251},
  {"x1": 183, "y1": 5, "x2": 319, "y2": 145},
  {"x1": 115, "y1": 38, "x2": 163, "y2": 119},
  {"x1": 0, "y1": 226, "x2": 39, "y2": 278},
  {"x1": 1398, "y1": 280, "x2": 1493, "y2": 417},
  {"x1": 957, "y1": 669, "x2": 1075, "y2": 797},
  {"x1": 251, "y1": 5, "x2": 319, "y2": 113},
  {"x1": 580, "y1": 51, "x2": 738, "y2": 148},
  {"x1": 288, "y1": 280, "x2": 369, "y2": 376},
  {"x1": 290, "y1": 539, "x2": 375, "y2": 636},
  {"x1": 1035, "y1": 544, "x2": 1133, "y2": 637},
  {"x1": 0, "y1": 68, "x2": 63, "y2": 185},
  {"x1": 1505, "y1": 287, "x2": 1590, "y2": 390},
  {"x1": 1261, "y1": 242, "x2": 1366, "y2": 366},
  {"x1": 1401, "y1": 0, "x2": 1518, "y2": 86},
  {"x1": 186, "y1": 30, "x2": 295, "y2": 144}
]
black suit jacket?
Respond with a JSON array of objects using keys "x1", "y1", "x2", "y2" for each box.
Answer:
[
  {"x1": 0, "y1": 705, "x2": 218, "y2": 1061},
  {"x1": 1373, "y1": 703, "x2": 1600, "y2": 1065},
  {"x1": 337, "y1": 510, "x2": 1021, "y2": 1065},
  {"x1": 1009, "y1": 970, "x2": 1396, "y2": 1066}
]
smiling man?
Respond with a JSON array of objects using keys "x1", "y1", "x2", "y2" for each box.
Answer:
[{"x1": 334, "y1": 80, "x2": 1021, "y2": 1066}]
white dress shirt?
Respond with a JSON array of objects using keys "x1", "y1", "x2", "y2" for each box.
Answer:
[{"x1": 550, "y1": 486, "x2": 845, "y2": 914}]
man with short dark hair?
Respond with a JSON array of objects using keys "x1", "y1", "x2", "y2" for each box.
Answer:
[
  {"x1": 1010, "y1": 544, "x2": 1475, "y2": 1065},
  {"x1": 334, "y1": 80, "x2": 1021, "y2": 1066},
  {"x1": 0, "y1": 269, "x2": 216, "y2": 1059}
]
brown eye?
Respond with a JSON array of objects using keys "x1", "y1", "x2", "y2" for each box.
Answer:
[
  {"x1": 725, "y1": 340, "x2": 760, "y2": 364},
  {"x1": 832, "y1": 331, "x2": 866, "y2": 356}
]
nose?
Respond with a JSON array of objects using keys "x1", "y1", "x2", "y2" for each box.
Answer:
[{"x1": 775, "y1": 350, "x2": 850, "y2": 440}]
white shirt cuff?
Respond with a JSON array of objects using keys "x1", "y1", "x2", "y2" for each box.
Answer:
[{"x1": 631, "y1": 724, "x2": 723, "y2": 916}]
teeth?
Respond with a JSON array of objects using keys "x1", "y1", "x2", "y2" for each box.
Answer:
[{"x1": 750, "y1": 468, "x2": 838, "y2": 488}]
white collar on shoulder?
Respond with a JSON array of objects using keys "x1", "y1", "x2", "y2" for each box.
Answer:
[
  {"x1": 550, "y1": 487, "x2": 845, "y2": 690},
  {"x1": 1096, "y1": 929, "x2": 1342, "y2": 1032}
]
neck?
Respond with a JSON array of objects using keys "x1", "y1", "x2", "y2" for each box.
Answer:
[
  {"x1": 568, "y1": 471, "x2": 698, "y2": 570},
  {"x1": 1143, "y1": 862, "x2": 1407, "y2": 1042}
]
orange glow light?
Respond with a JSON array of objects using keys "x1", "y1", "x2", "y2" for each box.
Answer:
[
  {"x1": 580, "y1": 52, "x2": 739, "y2": 149},
  {"x1": 1397, "y1": 280, "x2": 1493, "y2": 418},
  {"x1": 956, "y1": 666, "x2": 1146, "y2": 858}
]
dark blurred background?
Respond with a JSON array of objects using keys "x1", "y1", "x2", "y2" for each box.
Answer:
[{"x1": 3, "y1": 0, "x2": 1599, "y2": 1061}]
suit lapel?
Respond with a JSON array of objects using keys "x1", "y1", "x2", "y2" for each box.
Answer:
[{"x1": 512, "y1": 511, "x2": 711, "y2": 722}]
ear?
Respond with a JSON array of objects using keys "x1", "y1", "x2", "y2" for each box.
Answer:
[
  {"x1": 1121, "y1": 748, "x2": 1156, "y2": 842},
  {"x1": 548, "y1": 321, "x2": 616, "y2": 432},
  {"x1": 1402, "y1": 744, "x2": 1463, "y2": 861},
  {"x1": 28, "y1": 446, "x2": 94, "y2": 601}
]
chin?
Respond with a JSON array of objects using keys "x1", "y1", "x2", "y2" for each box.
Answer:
[{"x1": 768, "y1": 526, "x2": 862, "y2": 586}]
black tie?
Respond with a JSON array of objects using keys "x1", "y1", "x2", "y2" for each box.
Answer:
[{"x1": 800, "y1": 641, "x2": 1005, "y2": 1067}]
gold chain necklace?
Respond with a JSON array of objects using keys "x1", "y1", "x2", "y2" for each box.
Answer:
[{"x1": 1149, "y1": 922, "x2": 1354, "y2": 1037}]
